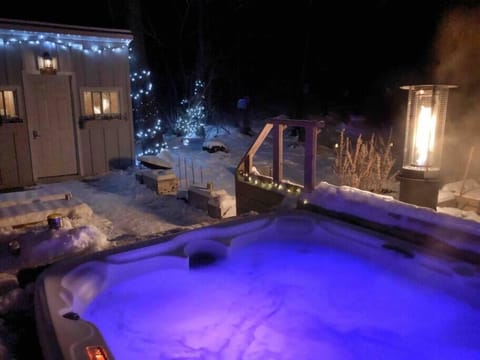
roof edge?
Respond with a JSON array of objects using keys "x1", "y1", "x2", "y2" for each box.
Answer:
[{"x1": 0, "y1": 18, "x2": 133, "y2": 40}]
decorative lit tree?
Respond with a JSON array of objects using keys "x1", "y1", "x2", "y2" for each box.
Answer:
[
  {"x1": 130, "y1": 65, "x2": 166, "y2": 156},
  {"x1": 126, "y1": 0, "x2": 166, "y2": 157},
  {"x1": 174, "y1": 79, "x2": 207, "y2": 138}
]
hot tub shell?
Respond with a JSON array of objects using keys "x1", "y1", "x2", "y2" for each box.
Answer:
[{"x1": 34, "y1": 206, "x2": 480, "y2": 359}]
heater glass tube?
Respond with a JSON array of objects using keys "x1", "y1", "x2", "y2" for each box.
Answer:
[{"x1": 413, "y1": 104, "x2": 436, "y2": 167}]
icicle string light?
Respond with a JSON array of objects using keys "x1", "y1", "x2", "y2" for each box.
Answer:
[{"x1": 0, "y1": 28, "x2": 130, "y2": 54}]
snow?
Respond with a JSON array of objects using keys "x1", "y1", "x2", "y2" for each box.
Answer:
[
  {"x1": 0, "y1": 118, "x2": 479, "y2": 359},
  {"x1": 202, "y1": 138, "x2": 229, "y2": 152},
  {"x1": 304, "y1": 182, "x2": 480, "y2": 252}
]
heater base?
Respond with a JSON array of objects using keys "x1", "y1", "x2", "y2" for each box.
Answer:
[{"x1": 398, "y1": 174, "x2": 440, "y2": 210}]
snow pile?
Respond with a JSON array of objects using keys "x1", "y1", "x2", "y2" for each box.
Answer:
[
  {"x1": 438, "y1": 179, "x2": 480, "y2": 205},
  {"x1": 304, "y1": 182, "x2": 480, "y2": 251},
  {"x1": 208, "y1": 191, "x2": 236, "y2": 218},
  {"x1": 0, "y1": 224, "x2": 108, "y2": 272},
  {"x1": 202, "y1": 139, "x2": 229, "y2": 153},
  {"x1": 307, "y1": 181, "x2": 480, "y2": 233},
  {"x1": 441, "y1": 179, "x2": 479, "y2": 193}
]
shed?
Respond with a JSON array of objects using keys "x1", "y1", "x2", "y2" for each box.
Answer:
[{"x1": 0, "y1": 18, "x2": 134, "y2": 190}]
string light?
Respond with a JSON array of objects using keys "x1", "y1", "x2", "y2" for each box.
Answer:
[
  {"x1": 129, "y1": 46, "x2": 165, "y2": 157},
  {"x1": 174, "y1": 80, "x2": 206, "y2": 138},
  {"x1": 130, "y1": 70, "x2": 153, "y2": 100},
  {"x1": 237, "y1": 170, "x2": 304, "y2": 197},
  {"x1": 0, "y1": 28, "x2": 130, "y2": 53}
]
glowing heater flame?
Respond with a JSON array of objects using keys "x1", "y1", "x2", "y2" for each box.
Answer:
[{"x1": 414, "y1": 105, "x2": 436, "y2": 166}]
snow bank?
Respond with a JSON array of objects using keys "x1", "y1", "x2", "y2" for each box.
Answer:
[
  {"x1": 304, "y1": 182, "x2": 480, "y2": 252},
  {"x1": 0, "y1": 225, "x2": 109, "y2": 272}
]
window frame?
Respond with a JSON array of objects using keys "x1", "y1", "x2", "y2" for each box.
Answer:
[
  {"x1": 0, "y1": 86, "x2": 22, "y2": 124},
  {"x1": 79, "y1": 87, "x2": 123, "y2": 121}
]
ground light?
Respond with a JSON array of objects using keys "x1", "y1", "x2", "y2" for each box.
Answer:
[{"x1": 398, "y1": 84, "x2": 457, "y2": 209}]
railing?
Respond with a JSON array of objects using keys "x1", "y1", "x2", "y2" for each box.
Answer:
[{"x1": 236, "y1": 116, "x2": 324, "y2": 193}]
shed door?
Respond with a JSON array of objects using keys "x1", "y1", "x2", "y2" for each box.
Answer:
[{"x1": 24, "y1": 74, "x2": 77, "y2": 178}]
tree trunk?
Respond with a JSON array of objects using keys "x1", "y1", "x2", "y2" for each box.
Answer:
[{"x1": 127, "y1": 0, "x2": 148, "y2": 68}]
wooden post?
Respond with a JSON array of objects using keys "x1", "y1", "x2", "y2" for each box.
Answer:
[
  {"x1": 459, "y1": 146, "x2": 475, "y2": 196},
  {"x1": 184, "y1": 158, "x2": 188, "y2": 188},
  {"x1": 273, "y1": 124, "x2": 285, "y2": 184},
  {"x1": 304, "y1": 125, "x2": 318, "y2": 192},
  {"x1": 191, "y1": 159, "x2": 195, "y2": 184},
  {"x1": 177, "y1": 157, "x2": 181, "y2": 183}
]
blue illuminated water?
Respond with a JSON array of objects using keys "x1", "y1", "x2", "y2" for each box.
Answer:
[{"x1": 82, "y1": 226, "x2": 480, "y2": 360}]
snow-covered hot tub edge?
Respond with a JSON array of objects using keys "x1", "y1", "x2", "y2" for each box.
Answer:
[
  {"x1": 33, "y1": 213, "x2": 278, "y2": 360},
  {"x1": 300, "y1": 182, "x2": 480, "y2": 262}
]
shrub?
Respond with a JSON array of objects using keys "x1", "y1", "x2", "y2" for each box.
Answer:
[{"x1": 334, "y1": 129, "x2": 398, "y2": 194}]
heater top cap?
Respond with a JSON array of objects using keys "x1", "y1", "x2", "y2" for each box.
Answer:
[{"x1": 400, "y1": 84, "x2": 458, "y2": 91}]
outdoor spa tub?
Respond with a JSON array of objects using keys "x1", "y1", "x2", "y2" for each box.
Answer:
[{"x1": 34, "y1": 209, "x2": 480, "y2": 360}]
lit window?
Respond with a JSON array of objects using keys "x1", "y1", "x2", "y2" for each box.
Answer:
[
  {"x1": 0, "y1": 89, "x2": 20, "y2": 123},
  {"x1": 82, "y1": 90, "x2": 120, "y2": 120}
]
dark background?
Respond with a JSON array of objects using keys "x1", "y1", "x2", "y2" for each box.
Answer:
[
  {"x1": 3, "y1": 0, "x2": 480, "y2": 181},
  {"x1": 3, "y1": 1, "x2": 471, "y2": 119}
]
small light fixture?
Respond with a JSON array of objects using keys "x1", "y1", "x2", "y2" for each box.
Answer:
[
  {"x1": 397, "y1": 84, "x2": 457, "y2": 209},
  {"x1": 38, "y1": 51, "x2": 57, "y2": 74}
]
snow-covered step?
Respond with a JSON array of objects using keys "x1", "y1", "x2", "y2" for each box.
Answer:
[
  {"x1": 0, "y1": 198, "x2": 92, "y2": 228},
  {"x1": 0, "y1": 188, "x2": 72, "y2": 208}
]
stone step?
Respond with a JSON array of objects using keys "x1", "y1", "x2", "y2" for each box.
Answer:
[
  {"x1": 0, "y1": 197, "x2": 90, "y2": 228},
  {"x1": 0, "y1": 188, "x2": 71, "y2": 208}
]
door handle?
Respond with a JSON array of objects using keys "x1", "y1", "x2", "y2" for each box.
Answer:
[{"x1": 33, "y1": 130, "x2": 40, "y2": 139}]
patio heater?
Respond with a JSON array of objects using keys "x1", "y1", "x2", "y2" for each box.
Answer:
[{"x1": 398, "y1": 84, "x2": 456, "y2": 209}]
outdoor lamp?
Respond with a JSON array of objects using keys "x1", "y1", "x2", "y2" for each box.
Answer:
[
  {"x1": 398, "y1": 84, "x2": 456, "y2": 209},
  {"x1": 38, "y1": 51, "x2": 57, "y2": 74}
]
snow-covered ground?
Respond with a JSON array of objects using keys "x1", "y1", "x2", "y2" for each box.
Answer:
[{"x1": 0, "y1": 116, "x2": 479, "y2": 359}]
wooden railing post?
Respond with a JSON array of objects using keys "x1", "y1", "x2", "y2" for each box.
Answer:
[{"x1": 273, "y1": 124, "x2": 286, "y2": 184}]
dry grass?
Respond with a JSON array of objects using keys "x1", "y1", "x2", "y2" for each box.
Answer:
[{"x1": 334, "y1": 129, "x2": 398, "y2": 194}]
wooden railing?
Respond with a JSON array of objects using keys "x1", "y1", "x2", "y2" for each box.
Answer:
[{"x1": 236, "y1": 117, "x2": 324, "y2": 192}]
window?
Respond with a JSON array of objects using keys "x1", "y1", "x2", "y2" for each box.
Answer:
[
  {"x1": 81, "y1": 90, "x2": 121, "y2": 120},
  {"x1": 0, "y1": 89, "x2": 21, "y2": 123}
]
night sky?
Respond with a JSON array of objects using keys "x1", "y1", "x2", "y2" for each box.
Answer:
[{"x1": 2, "y1": 0, "x2": 477, "y2": 124}]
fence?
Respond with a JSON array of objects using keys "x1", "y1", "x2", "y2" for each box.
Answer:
[{"x1": 175, "y1": 157, "x2": 211, "y2": 190}]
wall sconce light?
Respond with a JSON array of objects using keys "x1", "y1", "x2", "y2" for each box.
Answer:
[
  {"x1": 397, "y1": 84, "x2": 457, "y2": 209},
  {"x1": 38, "y1": 52, "x2": 57, "y2": 74}
]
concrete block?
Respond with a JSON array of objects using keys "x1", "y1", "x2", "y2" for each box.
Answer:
[
  {"x1": 208, "y1": 191, "x2": 236, "y2": 219},
  {"x1": 142, "y1": 170, "x2": 179, "y2": 195},
  {"x1": 188, "y1": 186, "x2": 235, "y2": 219},
  {"x1": 188, "y1": 186, "x2": 212, "y2": 211}
]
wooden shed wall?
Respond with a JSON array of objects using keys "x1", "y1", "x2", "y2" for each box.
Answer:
[
  {"x1": 0, "y1": 46, "x2": 34, "y2": 189},
  {"x1": 0, "y1": 36, "x2": 134, "y2": 188}
]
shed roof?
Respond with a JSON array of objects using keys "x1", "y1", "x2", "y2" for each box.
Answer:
[{"x1": 0, "y1": 18, "x2": 133, "y2": 49}]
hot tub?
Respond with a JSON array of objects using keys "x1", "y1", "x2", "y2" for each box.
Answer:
[{"x1": 35, "y1": 209, "x2": 480, "y2": 359}]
